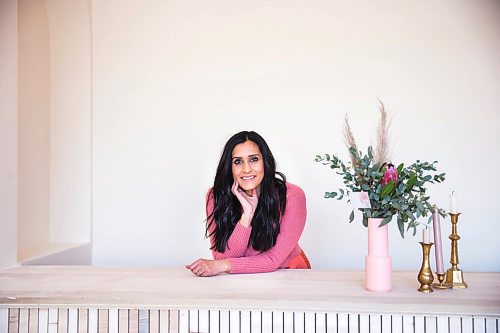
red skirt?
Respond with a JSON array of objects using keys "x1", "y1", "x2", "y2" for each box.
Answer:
[{"x1": 287, "y1": 250, "x2": 311, "y2": 269}]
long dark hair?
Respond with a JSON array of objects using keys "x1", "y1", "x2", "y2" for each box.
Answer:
[{"x1": 206, "y1": 131, "x2": 287, "y2": 252}]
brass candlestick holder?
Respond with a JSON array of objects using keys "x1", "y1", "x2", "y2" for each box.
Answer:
[
  {"x1": 433, "y1": 273, "x2": 450, "y2": 289},
  {"x1": 445, "y1": 213, "x2": 468, "y2": 288},
  {"x1": 418, "y1": 242, "x2": 434, "y2": 293}
]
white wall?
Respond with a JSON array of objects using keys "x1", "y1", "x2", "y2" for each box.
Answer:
[
  {"x1": 10, "y1": 0, "x2": 92, "y2": 265},
  {"x1": 45, "y1": 0, "x2": 92, "y2": 244},
  {"x1": 90, "y1": 0, "x2": 500, "y2": 271},
  {"x1": 17, "y1": 0, "x2": 50, "y2": 257},
  {"x1": 0, "y1": 0, "x2": 18, "y2": 268}
]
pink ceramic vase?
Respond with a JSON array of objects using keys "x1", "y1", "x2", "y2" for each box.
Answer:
[{"x1": 365, "y1": 218, "x2": 392, "y2": 292}]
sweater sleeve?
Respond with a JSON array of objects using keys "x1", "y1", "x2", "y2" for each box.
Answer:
[
  {"x1": 205, "y1": 189, "x2": 252, "y2": 260},
  {"x1": 227, "y1": 184, "x2": 307, "y2": 274}
]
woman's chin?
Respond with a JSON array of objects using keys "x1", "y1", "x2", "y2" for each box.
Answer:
[
  {"x1": 237, "y1": 182, "x2": 255, "y2": 192},
  {"x1": 239, "y1": 186, "x2": 254, "y2": 193}
]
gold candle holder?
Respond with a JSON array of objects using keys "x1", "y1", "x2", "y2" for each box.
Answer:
[
  {"x1": 418, "y1": 242, "x2": 434, "y2": 293},
  {"x1": 433, "y1": 273, "x2": 450, "y2": 289},
  {"x1": 445, "y1": 213, "x2": 468, "y2": 288}
]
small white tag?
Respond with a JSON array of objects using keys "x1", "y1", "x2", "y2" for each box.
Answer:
[{"x1": 348, "y1": 191, "x2": 372, "y2": 209}]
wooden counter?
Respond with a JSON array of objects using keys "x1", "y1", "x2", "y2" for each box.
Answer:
[{"x1": 1, "y1": 266, "x2": 499, "y2": 332}]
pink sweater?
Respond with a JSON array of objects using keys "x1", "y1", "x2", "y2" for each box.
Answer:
[{"x1": 206, "y1": 183, "x2": 307, "y2": 274}]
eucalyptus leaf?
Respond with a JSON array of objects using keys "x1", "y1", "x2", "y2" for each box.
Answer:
[
  {"x1": 415, "y1": 201, "x2": 424, "y2": 212},
  {"x1": 380, "y1": 215, "x2": 392, "y2": 227},
  {"x1": 315, "y1": 144, "x2": 445, "y2": 238},
  {"x1": 423, "y1": 175, "x2": 432, "y2": 182},
  {"x1": 406, "y1": 211, "x2": 416, "y2": 221},
  {"x1": 324, "y1": 192, "x2": 337, "y2": 199},
  {"x1": 397, "y1": 218, "x2": 405, "y2": 238}
]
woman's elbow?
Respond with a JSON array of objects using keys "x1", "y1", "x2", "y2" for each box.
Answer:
[{"x1": 264, "y1": 257, "x2": 282, "y2": 272}]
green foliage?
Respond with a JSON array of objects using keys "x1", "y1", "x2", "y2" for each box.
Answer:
[{"x1": 314, "y1": 147, "x2": 447, "y2": 238}]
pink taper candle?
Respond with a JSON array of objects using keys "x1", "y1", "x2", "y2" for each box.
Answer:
[{"x1": 432, "y1": 206, "x2": 445, "y2": 274}]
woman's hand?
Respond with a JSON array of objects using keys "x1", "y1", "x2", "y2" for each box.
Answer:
[
  {"x1": 231, "y1": 180, "x2": 258, "y2": 227},
  {"x1": 185, "y1": 259, "x2": 231, "y2": 277}
]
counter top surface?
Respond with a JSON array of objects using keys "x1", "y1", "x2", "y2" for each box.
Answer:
[{"x1": 1, "y1": 266, "x2": 499, "y2": 316}]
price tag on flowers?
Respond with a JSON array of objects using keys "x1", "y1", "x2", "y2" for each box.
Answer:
[{"x1": 348, "y1": 191, "x2": 372, "y2": 209}]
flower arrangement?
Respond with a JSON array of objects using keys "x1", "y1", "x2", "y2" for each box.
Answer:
[{"x1": 315, "y1": 102, "x2": 446, "y2": 237}]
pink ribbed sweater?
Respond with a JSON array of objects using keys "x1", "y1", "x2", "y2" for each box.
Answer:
[{"x1": 206, "y1": 183, "x2": 307, "y2": 274}]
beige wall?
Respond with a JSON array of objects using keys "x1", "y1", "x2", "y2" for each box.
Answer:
[
  {"x1": 91, "y1": 0, "x2": 500, "y2": 271},
  {"x1": 13, "y1": 0, "x2": 91, "y2": 265},
  {"x1": 0, "y1": 0, "x2": 18, "y2": 268},
  {"x1": 45, "y1": 0, "x2": 92, "y2": 244},
  {"x1": 17, "y1": 0, "x2": 50, "y2": 256},
  {"x1": 4, "y1": 0, "x2": 500, "y2": 271}
]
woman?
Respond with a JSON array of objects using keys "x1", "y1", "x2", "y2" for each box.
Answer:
[{"x1": 186, "y1": 131, "x2": 310, "y2": 277}]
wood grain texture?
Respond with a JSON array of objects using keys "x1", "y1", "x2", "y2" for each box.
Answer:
[
  {"x1": 1, "y1": 267, "x2": 499, "y2": 318},
  {"x1": 128, "y1": 309, "x2": 138, "y2": 333},
  {"x1": 57, "y1": 308, "x2": 68, "y2": 333},
  {"x1": 18, "y1": 308, "x2": 28, "y2": 333},
  {"x1": 149, "y1": 310, "x2": 159, "y2": 333},
  {"x1": 98, "y1": 309, "x2": 108, "y2": 333},
  {"x1": 118, "y1": 309, "x2": 128, "y2": 333},
  {"x1": 2, "y1": 308, "x2": 500, "y2": 332},
  {"x1": 78, "y1": 308, "x2": 88, "y2": 333},
  {"x1": 7, "y1": 308, "x2": 18, "y2": 333}
]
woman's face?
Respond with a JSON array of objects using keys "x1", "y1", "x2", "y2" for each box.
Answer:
[{"x1": 231, "y1": 140, "x2": 265, "y2": 195}]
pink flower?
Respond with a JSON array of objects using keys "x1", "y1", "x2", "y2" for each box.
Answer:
[{"x1": 381, "y1": 163, "x2": 398, "y2": 186}]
